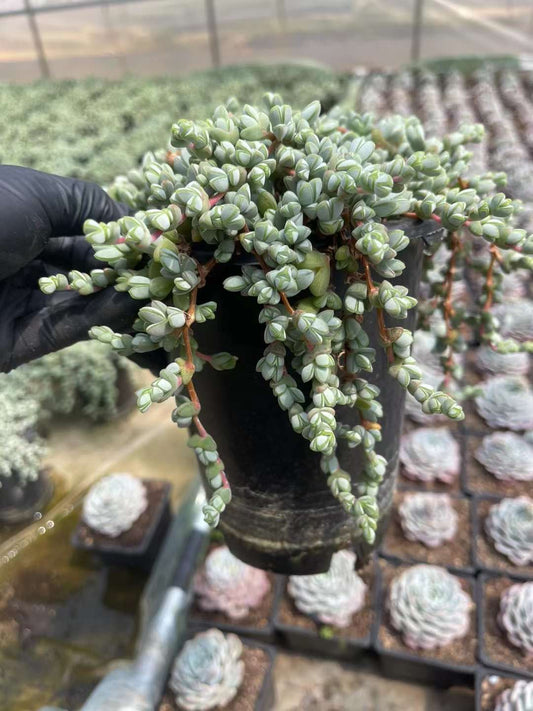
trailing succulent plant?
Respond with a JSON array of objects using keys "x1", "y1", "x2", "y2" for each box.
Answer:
[
  {"x1": 194, "y1": 545, "x2": 270, "y2": 620},
  {"x1": 388, "y1": 564, "x2": 472, "y2": 649},
  {"x1": 0, "y1": 379, "x2": 45, "y2": 486},
  {"x1": 498, "y1": 581, "x2": 533, "y2": 657},
  {"x1": 7, "y1": 341, "x2": 132, "y2": 423},
  {"x1": 39, "y1": 96, "x2": 533, "y2": 539},
  {"x1": 82, "y1": 473, "x2": 148, "y2": 537},
  {"x1": 495, "y1": 680, "x2": 533, "y2": 711},
  {"x1": 485, "y1": 497, "x2": 533, "y2": 567},
  {"x1": 475, "y1": 345, "x2": 530, "y2": 376},
  {"x1": 398, "y1": 492, "x2": 458, "y2": 548},
  {"x1": 475, "y1": 431, "x2": 533, "y2": 482},
  {"x1": 287, "y1": 549, "x2": 366, "y2": 628},
  {"x1": 475, "y1": 376, "x2": 533, "y2": 431},
  {"x1": 400, "y1": 427, "x2": 460, "y2": 484},
  {"x1": 169, "y1": 628, "x2": 244, "y2": 711}
]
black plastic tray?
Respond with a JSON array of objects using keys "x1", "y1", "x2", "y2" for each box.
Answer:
[
  {"x1": 189, "y1": 575, "x2": 284, "y2": 644},
  {"x1": 272, "y1": 561, "x2": 379, "y2": 662},
  {"x1": 378, "y1": 491, "x2": 475, "y2": 575},
  {"x1": 477, "y1": 573, "x2": 533, "y2": 680},
  {"x1": 473, "y1": 495, "x2": 533, "y2": 581},
  {"x1": 374, "y1": 561, "x2": 476, "y2": 688},
  {"x1": 72, "y1": 479, "x2": 172, "y2": 571}
]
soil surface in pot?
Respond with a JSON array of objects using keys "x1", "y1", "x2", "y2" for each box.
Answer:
[
  {"x1": 191, "y1": 543, "x2": 277, "y2": 631},
  {"x1": 276, "y1": 561, "x2": 375, "y2": 641},
  {"x1": 159, "y1": 646, "x2": 269, "y2": 711},
  {"x1": 380, "y1": 494, "x2": 472, "y2": 571},
  {"x1": 463, "y1": 436, "x2": 531, "y2": 498},
  {"x1": 378, "y1": 561, "x2": 476, "y2": 669},
  {"x1": 479, "y1": 674, "x2": 523, "y2": 711},
  {"x1": 76, "y1": 480, "x2": 166, "y2": 549},
  {"x1": 475, "y1": 499, "x2": 533, "y2": 578},
  {"x1": 481, "y1": 576, "x2": 533, "y2": 675}
]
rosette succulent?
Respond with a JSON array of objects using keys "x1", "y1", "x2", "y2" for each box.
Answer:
[
  {"x1": 398, "y1": 492, "x2": 458, "y2": 548},
  {"x1": 82, "y1": 473, "x2": 148, "y2": 537},
  {"x1": 485, "y1": 497, "x2": 533, "y2": 566},
  {"x1": 38, "y1": 94, "x2": 533, "y2": 541},
  {"x1": 169, "y1": 628, "x2": 244, "y2": 711},
  {"x1": 495, "y1": 680, "x2": 533, "y2": 711},
  {"x1": 494, "y1": 299, "x2": 533, "y2": 342},
  {"x1": 475, "y1": 432, "x2": 533, "y2": 482},
  {"x1": 400, "y1": 427, "x2": 460, "y2": 484},
  {"x1": 475, "y1": 376, "x2": 533, "y2": 431},
  {"x1": 475, "y1": 345, "x2": 530, "y2": 376},
  {"x1": 498, "y1": 581, "x2": 533, "y2": 656},
  {"x1": 287, "y1": 549, "x2": 366, "y2": 627},
  {"x1": 194, "y1": 545, "x2": 270, "y2": 620},
  {"x1": 388, "y1": 564, "x2": 472, "y2": 649}
]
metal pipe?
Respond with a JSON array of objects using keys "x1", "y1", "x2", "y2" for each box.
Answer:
[
  {"x1": 205, "y1": 0, "x2": 221, "y2": 68},
  {"x1": 23, "y1": 0, "x2": 50, "y2": 78},
  {"x1": 411, "y1": 0, "x2": 425, "y2": 63}
]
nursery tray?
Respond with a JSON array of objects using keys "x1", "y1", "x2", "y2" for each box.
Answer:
[
  {"x1": 473, "y1": 496, "x2": 533, "y2": 580},
  {"x1": 476, "y1": 667, "x2": 532, "y2": 711},
  {"x1": 159, "y1": 637, "x2": 276, "y2": 711},
  {"x1": 189, "y1": 574, "x2": 284, "y2": 644},
  {"x1": 477, "y1": 574, "x2": 533, "y2": 679},
  {"x1": 72, "y1": 479, "x2": 172, "y2": 571},
  {"x1": 379, "y1": 492, "x2": 475, "y2": 575},
  {"x1": 374, "y1": 560, "x2": 476, "y2": 688},
  {"x1": 273, "y1": 559, "x2": 378, "y2": 662}
]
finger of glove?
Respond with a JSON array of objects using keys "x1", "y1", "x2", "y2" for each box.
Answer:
[
  {"x1": 9, "y1": 288, "x2": 141, "y2": 370},
  {"x1": 41, "y1": 235, "x2": 99, "y2": 272}
]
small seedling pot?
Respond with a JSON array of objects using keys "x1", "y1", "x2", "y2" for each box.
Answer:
[
  {"x1": 476, "y1": 667, "x2": 532, "y2": 711},
  {"x1": 379, "y1": 491, "x2": 474, "y2": 575},
  {"x1": 72, "y1": 479, "x2": 171, "y2": 571},
  {"x1": 158, "y1": 637, "x2": 276, "y2": 711},
  {"x1": 0, "y1": 468, "x2": 54, "y2": 525},
  {"x1": 374, "y1": 560, "x2": 476, "y2": 688},
  {"x1": 273, "y1": 558, "x2": 378, "y2": 661},
  {"x1": 477, "y1": 573, "x2": 533, "y2": 679},
  {"x1": 473, "y1": 495, "x2": 533, "y2": 581},
  {"x1": 189, "y1": 544, "x2": 283, "y2": 643}
]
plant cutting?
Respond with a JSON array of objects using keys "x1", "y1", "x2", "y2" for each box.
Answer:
[
  {"x1": 381, "y1": 492, "x2": 472, "y2": 573},
  {"x1": 73, "y1": 472, "x2": 171, "y2": 569},
  {"x1": 399, "y1": 427, "x2": 460, "y2": 487},
  {"x1": 485, "y1": 497, "x2": 533, "y2": 567},
  {"x1": 162, "y1": 628, "x2": 275, "y2": 711},
  {"x1": 478, "y1": 574, "x2": 533, "y2": 680},
  {"x1": 275, "y1": 549, "x2": 375, "y2": 660},
  {"x1": 376, "y1": 561, "x2": 476, "y2": 687},
  {"x1": 190, "y1": 544, "x2": 277, "y2": 642},
  {"x1": 39, "y1": 95, "x2": 533, "y2": 573}
]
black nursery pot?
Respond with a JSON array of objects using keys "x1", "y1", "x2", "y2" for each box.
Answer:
[
  {"x1": 193, "y1": 220, "x2": 443, "y2": 575},
  {"x1": 72, "y1": 479, "x2": 172, "y2": 571}
]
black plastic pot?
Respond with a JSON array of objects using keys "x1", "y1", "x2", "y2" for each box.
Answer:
[
  {"x1": 374, "y1": 561, "x2": 476, "y2": 688},
  {"x1": 473, "y1": 495, "x2": 533, "y2": 581},
  {"x1": 273, "y1": 560, "x2": 379, "y2": 661},
  {"x1": 0, "y1": 467, "x2": 54, "y2": 525},
  {"x1": 193, "y1": 220, "x2": 443, "y2": 574},
  {"x1": 72, "y1": 479, "x2": 171, "y2": 571},
  {"x1": 476, "y1": 667, "x2": 531, "y2": 711},
  {"x1": 477, "y1": 573, "x2": 533, "y2": 679},
  {"x1": 189, "y1": 573, "x2": 283, "y2": 644}
]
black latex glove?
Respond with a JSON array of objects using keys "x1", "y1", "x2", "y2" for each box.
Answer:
[{"x1": 0, "y1": 165, "x2": 151, "y2": 372}]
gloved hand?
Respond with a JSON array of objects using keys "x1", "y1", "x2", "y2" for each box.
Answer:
[{"x1": 0, "y1": 165, "x2": 148, "y2": 372}]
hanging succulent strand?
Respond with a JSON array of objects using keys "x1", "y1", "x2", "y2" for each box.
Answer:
[{"x1": 39, "y1": 96, "x2": 533, "y2": 540}]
